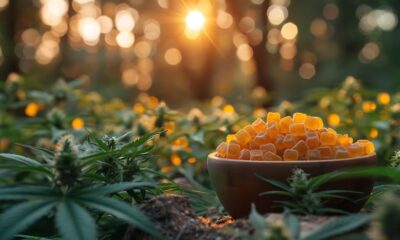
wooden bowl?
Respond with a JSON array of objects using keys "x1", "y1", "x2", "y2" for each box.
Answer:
[{"x1": 207, "y1": 152, "x2": 377, "y2": 218}]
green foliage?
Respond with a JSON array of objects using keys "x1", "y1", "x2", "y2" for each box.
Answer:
[
  {"x1": 1, "y1": 74, "x2": 400, "y2": 239},
  {"x1": 0, "y1": 131, "x2": 165, "y2": 240},
  {"x1": 54, "y1": 137, "x2": 80, "y2": 187},
  {"x1": 258, "y1": 169, "x2": 359, "y2": 215},
  {"x1": 236, "y1": 204, "x2": 370, "y2": 240},
  {"x1": 1, "y1": 75, "x2": 400, "y2": 188},
  {"x1": 282, "y1": 209, "x2": 300, "y2": 240},
  {"x1": 56, "y1": 201, "x2": 96, "y2": 240},
  {"x1": 390, "y1": 150, "x2": 400, "y2": 168},
  {"x1": 245, "y1": 204, "x2": 293, "y2": 240},
  {"x1": 369, "y1": 192, "x2": 400, "y2": 240},
  {"x1": 303, "y1": 214, "x2": 370, "y2": 240},
  {"x1": 294, "y1": 77, "x2": 400, "y2": 162},
  {"x1": 0, "y1": 199, "x2": 57, "y2": 240}
]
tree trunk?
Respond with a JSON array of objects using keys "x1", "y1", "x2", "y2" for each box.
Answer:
[
  {"x1": 0, "y1": 0, "x2": 18, "y2": 81},
  {"x1": 168, "y1": 0, "x2": 216, "y2": 101},
  {"x1": 227, "y1": 0, "x2": 274, "y2": 94}
]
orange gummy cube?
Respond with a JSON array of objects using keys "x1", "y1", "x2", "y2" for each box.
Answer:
[
  {"x1": 239, "y1": 149, "x2": 251, "y2": 160},
  {"x1": 292, "y1": 140, "x2": 308, "y2": 157},
  {"x1": 248, "y1": 140, "x2": 260, "y2": 149},
  {"x1": 283, "y1": 134, "x2": 296, "y2": 148},
  {"x1": 317, "y1": 146, "x2": 333, "y2": 159},
  {"x1": 263, "y1": 151, "x2": 282, "y2": 161},
  {"x1": 252, "y1": 118, "x2": 267, "y2": 133},
  {"x1": 250, "y1": 149, "x2": 263, "y2": 160},
  {"x1": 306, "y1": 149, "x2": 321, "y2": 160},
  {"x1": 254, "y1": 132, "x2": 270, "y2": 145},
  {"x1": 335, "y1": 149, "x2": 350, "y2": 159},
  {"x1": 283, "y1": 149, "x2": 299, "y2": 161},
  {"x1": 267, "y1": 112, "x2": 281, "y2": 124},
  {"x1": 267, "y1": 122, "x2": 279, "y2": 140},
  {"x1": 235, "y1": 129, "x2": 252, "y2": 145},
  {"x1": 319, "y1": 128, "x2": 328, "y2": 133},
  {"x1": 279, "y1": 116, "x2": 292, "y2": 134},
  {"x1": 260, "y1": 143, "x2": 277, "y2": 154},
  {"x1": 226, "y1": 134, "x2": 237, "y2": 144},
  {"x1": 293, "y1": 112, "x2": 307, "y2": 123},
  {"x1": 216, "y1": 112, "x2": 375, "y2": 161},
  {"x1": 289, "y1": 123, "x2": 306, "y2": 137},
  {"x1": 217, "y1": 112, "x2": 375, "y2": 161},
  {"x1": 320, "y1": 132, "x2": 337, "y2": 146},
  {"x1": 347, "y1": 143, "x2": 364, "y2": 157},
  {"x1": 244, "y1": 125, "x2": 257, "y2": 137},
  {"x1": 306, "y1": 130, "x2": 318, "y2": 137},
  {"x1": 216, "y1": 142, "x2": 228, "y2": 157},
  {"x1": 275, "y1": 134, "x2": 285, "y2": 152},
  {"x1": 306, "y1": 134, "x2": 320, "y2": 149},
  {"x1": 227, "y1": 143, "x2": 241, "y2": 159},
  {"x1": 333, "y1": 145, "x2": 346, "y2": 153},
  {"x1": 355, "y1": 140, "x2": 375, "y2": 154},
  {"x1": 337, "y1": 134, "x2": 353, "y2": 146},
  {"x1": 305, "y1": 116, "x2": 324, "y2": 130},
  {"x1": 327, "y1": 128, "x2": 337, "y2": 134}
]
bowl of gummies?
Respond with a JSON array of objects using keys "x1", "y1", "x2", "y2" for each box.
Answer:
[{"x1": 207, "y1": 112, "x2": 377, "y2": 218}]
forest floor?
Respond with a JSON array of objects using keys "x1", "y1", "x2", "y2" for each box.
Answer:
[{"x1": 124, "y1": 194, "x2": 342, "y2": 240}]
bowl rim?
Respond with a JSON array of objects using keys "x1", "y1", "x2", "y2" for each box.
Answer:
[{"x1": 208, "y1": 152, "x2": 376, "y2": 164}]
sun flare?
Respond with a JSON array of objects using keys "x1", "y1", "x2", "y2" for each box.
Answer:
[{"x1": 185, "y1": 10, "x2": 205, "y2": 31}]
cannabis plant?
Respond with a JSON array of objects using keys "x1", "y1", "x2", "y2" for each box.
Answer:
[
  {"x1": 236, "y1": 203, "x2": 370, "y2": 240},
  {"x1": 257, "y1": 169, "x2": 360, "y2": 215},
  {"x1": 0, "y1": 132, "x2": 163, "y2": 240},
  {"x1": 233, "y1": 203, "x2": 370, "y2": 240}
]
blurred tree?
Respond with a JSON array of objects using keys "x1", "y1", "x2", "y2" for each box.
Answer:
[
  {"x1": 228, "y1": 0, "x2": 273, "y2": 93},
  {"x1": 0, "y1": 0, "x2": 399, "y2": 104}
]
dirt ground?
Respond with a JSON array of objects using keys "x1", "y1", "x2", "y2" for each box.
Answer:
[{"x1": 124, "y1": 194, "x2": 340, "y2": 240}]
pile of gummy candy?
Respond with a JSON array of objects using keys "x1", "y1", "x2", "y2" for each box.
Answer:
[{"x1": 215, "y1": 112, "x2": 375, "y2": 161}]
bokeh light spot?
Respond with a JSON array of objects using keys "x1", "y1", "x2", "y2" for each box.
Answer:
[
  {"x1": 164, "y1": 48, "x2": 182, "y2": 65},
  {"x1": 298, "y1": 63, "x2": 316, "y2": 79},
  {"x1": 217, "y1": 11, "x2": 233, "y2": 29},
  {"x1": 122, "y1": 69, "x2": 139, "y2": 86},
  {"x1": 72, "y1": 118, "x2": 85, "y2": 130},
  {"x1": 377, "y1": 92, "x2": 390, "y2": 105},
  {"x1": 359, "y1": 42, "x2": 380, "y2": 63},
  {"x1": 0, "y1": 0, "x2": 9, "y2": 10},
  {"x1": 362, "y1": 101, "x2": 377, "y2": 113},
  {"x1": 281, "y1": 22, "x2": 298, "y2": 40},
  {"x1": 369, "y1": 128, "x2": 379, "y2": 138},
  {"x1": 267, "y1": 5, "x2": 288, "y2": 25},
  {"x1": 236, "y1": 44, "x2": 253, "y2": 62},
  {"x1": 25, "y1": 103, "x2": 40, "y2": 117},
  {"x1": 328, "y1": 113, "x2": 341, "y2": 127},
  {"x1": 116, "y1": 31, "x2": 135, "y2": 48},
  {"x1": 78, "y1": 17, "x2": 101, "y2": 45}
]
